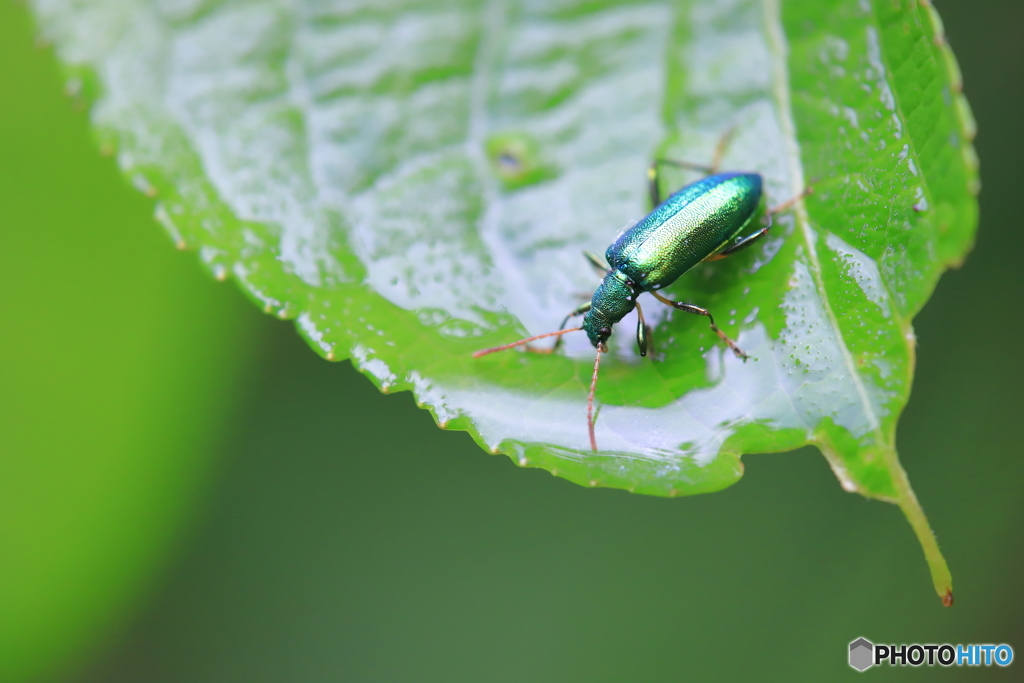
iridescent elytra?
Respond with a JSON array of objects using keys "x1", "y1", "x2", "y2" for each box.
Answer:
[{"x1": 475, "y1": 140, "x2": 809, "y2": 451}]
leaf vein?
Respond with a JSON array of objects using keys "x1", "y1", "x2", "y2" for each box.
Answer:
[{"x1": 762, "y1": 0, "x2": 883, "y2": 443}]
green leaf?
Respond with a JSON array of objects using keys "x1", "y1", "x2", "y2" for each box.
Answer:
[{"x1": 30, "y1": 0, "x2": 977, "y2": 601}]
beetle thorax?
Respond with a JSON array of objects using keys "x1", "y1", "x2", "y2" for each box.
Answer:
[{"x1": 582, "y1": 269, "x2": 636, "y2": 347}]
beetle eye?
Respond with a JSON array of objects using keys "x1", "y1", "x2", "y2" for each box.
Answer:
[{"x1": 600, "y1": 327, "x2": 611, "y2": 338}]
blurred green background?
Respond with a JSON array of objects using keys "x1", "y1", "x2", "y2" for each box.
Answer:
[{"x1": 1, "y1": 0, "x2": 1022, "y2": 680}]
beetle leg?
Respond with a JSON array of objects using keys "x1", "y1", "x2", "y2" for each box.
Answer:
[
  {"x1": 650, "y1": 291, "x2": 748, "y2": 360},
  {"x1": 634, "y1": 299, "x2": 652, "y2": 357},
  {"x1": 648, "y1": 158, "x2": 713, "y2": 206},
  {"x1": 768, "y1": 184, "x2": 814, "y2": 216},
  {"x1": 705, "y1": 213, "x2": 775, "y2": 262},
  {"x1": 706, "y1": 183, "x2": 814, "y2": 263},
  {"x1": 708, "y1": 127, "x2": 736, "y2": 174},
  {"x1": 647, "y1": 130, "x2": 736, "y2": 205},
  {"x1": 583, "y1": 250, "x2": 610, "y2": 276},
  {"x1": 706, "y1": 184, "x2": 813, "y2": 262}
]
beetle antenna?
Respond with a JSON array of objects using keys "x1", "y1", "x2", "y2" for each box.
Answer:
[
  {"x1": 587, "y1": 343, "x2": 606, "y2": 451},
  {"x1": 472, "y1": 327, "x2": 583, "y2": 358}
]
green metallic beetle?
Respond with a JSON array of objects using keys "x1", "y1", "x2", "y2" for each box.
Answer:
[{"x1": 475, "y1": 150, "x2": 808, "y2": 451}]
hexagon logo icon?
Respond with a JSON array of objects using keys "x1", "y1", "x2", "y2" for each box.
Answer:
[{"x1": 849, "y1": 637, "x2": 874, "y2": 671}]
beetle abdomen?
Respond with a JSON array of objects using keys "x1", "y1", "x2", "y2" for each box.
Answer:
[{"x1": 606, "y1": 173, "x2": 762, "y2": 290}]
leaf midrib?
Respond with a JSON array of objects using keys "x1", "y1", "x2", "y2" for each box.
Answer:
[{"x1": 762, "y1": 0, "x2": 887, "y2": 450}]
